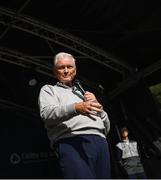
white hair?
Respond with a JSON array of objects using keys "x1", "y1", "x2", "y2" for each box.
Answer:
[{"x1": 54, "y1": 52, "x2": 76, "y2": 67}]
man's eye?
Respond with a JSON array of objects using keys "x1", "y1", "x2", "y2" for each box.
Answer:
[
  {"x1": 68, "y1": 66, "x2": 73, "y2": 69},
  {"x1": 57, "y1": 66, "x2": 73, "y2": 70}
]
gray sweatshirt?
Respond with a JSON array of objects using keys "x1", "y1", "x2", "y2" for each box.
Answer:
[
  {"x1": 116, "y1": 140, "x2": 145, "y2": 175},
  {"x1": 38, "y1": 82, "x2": 110, "y2": 147}
]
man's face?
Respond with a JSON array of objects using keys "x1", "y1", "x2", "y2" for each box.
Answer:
[
  {"x1": 54, "y1": 57, "x2": 76, "y2": 86},
  {"x1": 121, "y1": 130, "x2": 128, "y2": 138}
]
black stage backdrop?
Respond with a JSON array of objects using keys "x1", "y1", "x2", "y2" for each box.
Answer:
[{"x1": 0, "y1": 108, "x2": 61, "y2": 178}]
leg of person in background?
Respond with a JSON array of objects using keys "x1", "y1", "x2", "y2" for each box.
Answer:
[{"x1": 136, "y1": 172, "x2": 147, "y2": 179}]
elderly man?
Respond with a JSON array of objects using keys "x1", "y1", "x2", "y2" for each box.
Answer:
[{"x1": 38, "y1": 52, "x2": 111, "y2": 178}]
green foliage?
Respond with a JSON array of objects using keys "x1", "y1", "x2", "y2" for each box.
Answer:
[{"x1": 149, "y1": 83, "x2": 161, "y2": 104}]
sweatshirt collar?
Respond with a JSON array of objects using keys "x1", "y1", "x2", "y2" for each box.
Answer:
[
  {"x1": 56, "y1": 82, "x2": 84, "y2": 100},
  {"x1": 123, "y1": 139, "x2": 130, "y2": 144},
  {"x1": 56, "y1": 82, "x2": 73, "y2": 89}
]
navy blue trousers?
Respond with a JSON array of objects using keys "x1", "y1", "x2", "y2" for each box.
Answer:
[
  {"x1": 54, "y1": 135, "x2": 111, "y2": 179},
  {"x1": 128, "y1": 172, "x2": 147, "y2": 179}
]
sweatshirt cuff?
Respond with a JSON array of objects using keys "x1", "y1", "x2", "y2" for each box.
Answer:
[
  {"x1": 66, "y1": 104, "x2": 78, "y2": 115},
  {"x1": 100, "y1": 110, "x2": 107, "y2": 119}
]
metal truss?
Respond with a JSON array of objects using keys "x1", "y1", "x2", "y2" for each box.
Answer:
[
  {"x1": 109, "y1": 58, "x2": 161, "y2": 98},
  {"x1": 0, "y1": 46, "x2": 53, "y2": 77},
  {"x1": 0, "y1": 98, "x2": 38, "y2": 118},
  {"x1": 0, "y1": 7, "x2": 134, "y2": 74}
]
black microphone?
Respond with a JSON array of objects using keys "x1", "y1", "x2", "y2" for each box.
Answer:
[{"x1": 74, "y1": 79, "x2": 85, "y2": 95}]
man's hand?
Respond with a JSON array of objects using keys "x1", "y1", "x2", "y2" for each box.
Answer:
[
  {"x1": 74, "y1": 91, "x2": 104, "y2": 119},
  {"x1": 84, "y1": 91, "x2": 98, "y2": 102},
  {"x1": 74, "y1": 101, "x2": 103, "y2": 117}
]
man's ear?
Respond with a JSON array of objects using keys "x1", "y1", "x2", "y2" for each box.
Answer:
[{"x1": 74, "y1": 67, "x2": 77, "y2": 76}]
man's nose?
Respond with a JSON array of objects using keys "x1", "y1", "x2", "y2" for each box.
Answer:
[{"x1": 64, "y1": 67, "x2": 68, "y2": 73}]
